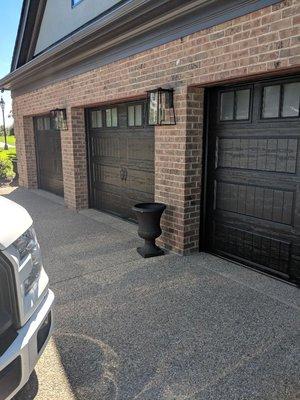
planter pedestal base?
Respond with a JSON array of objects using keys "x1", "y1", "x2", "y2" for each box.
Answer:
[{"x1": 137, "y1": 240, "x2": 164, "y2": 258}]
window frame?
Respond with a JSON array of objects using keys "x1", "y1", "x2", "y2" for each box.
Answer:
[
  {"x1": 127, "y1": 102, "x2": 144, "y2": 127},
  {"x1": 218, "y1": 85, "x2": 253, "y2": 123},
  {"x1": 261, "y1": 82, "x2": 300, "y2": 120},
  {"x1": 71, "y1": 0, "x2": 84, "y2": 8}
]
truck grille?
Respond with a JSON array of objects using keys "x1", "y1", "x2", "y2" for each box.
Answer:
[{"x1": 0, "y1": 255, "x2": 18, "y2": 356}]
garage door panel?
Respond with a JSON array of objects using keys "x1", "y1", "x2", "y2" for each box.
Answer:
[
  {"x1": 34, "y1": 117, "x2": 64, "y2": 197},
  {"x1": 128, "y1": 137, "x2": 154, "y2": 162},
  {"x1": 217, "y1": 137, "x2": 298, "y2": 173},
  {"x1": 215, "y1": 180, "x2": 295, "y2": 226},
  {"x1": 206, "y1": 77, "x2": 300, "y2": 282},
  {"x1": 214, "y1": 168, "x2": 299, "y2": 189},
  {"x1": 90, "y1": 134, "x2": 123, "y2": 163},
  {"x1": 92, "y1": 163, "x2": 124, "y2": 189},
  {"x1": 91, "y1": 187, "x2": 124, "y2": 217},
  {"x1": 88, "y1": 101, "x2": 154, "y2": 221},
  {"x1": 126, "y1": 169, "x2": 154, "y2": 195},
  {"x1": 211, "y1": 222, "x2": 291, "y2": 275}
]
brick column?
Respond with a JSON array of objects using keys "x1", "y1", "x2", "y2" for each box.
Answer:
[
  {"x1": 14, "y1": 115, "x2": 38, "y2": 189},
  {"x1": 155, "y1": 86, "x2": 204, "y2": 254},
  {"x1": 61, "y1": 107, "x2": 89, "y2": 210}
]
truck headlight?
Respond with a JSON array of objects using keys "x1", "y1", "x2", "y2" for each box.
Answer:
[{"x1": 13, "y1": 227, "x2": 43, "y2": 294}]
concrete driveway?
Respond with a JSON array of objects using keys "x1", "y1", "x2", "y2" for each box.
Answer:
[{"x1": 1, "y1": 187, "x2": 299, "y2": 400}]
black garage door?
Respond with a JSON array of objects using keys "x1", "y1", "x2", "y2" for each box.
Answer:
[
  {"x1": 205, "y1": 76, "x2": 300, "y2": 282},
  {"x1": 34, "y1": 115, "x2": 64, "y2": 197},
  {"x1": 87, "y1": 100, "x2": 154, "y2": 221}
]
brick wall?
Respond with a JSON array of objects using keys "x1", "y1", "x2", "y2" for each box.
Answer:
[
  {"x1": 14, "y1": 115, "x2": 37, "y2": 188},
  {"x1": 12, "y1": 0, "x2": 300, "y2": 253},
  {"x1": 61, "y1": 108, "x2": 89, "y2": 209}
]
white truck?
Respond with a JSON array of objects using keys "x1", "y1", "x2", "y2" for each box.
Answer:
[{"x1": 0, "y1": 196, "x2": 54, "y2": 399}]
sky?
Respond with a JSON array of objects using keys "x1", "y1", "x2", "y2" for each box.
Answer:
[{"x1": 0, "y1": 0, "x2": 23, "y2": 126}]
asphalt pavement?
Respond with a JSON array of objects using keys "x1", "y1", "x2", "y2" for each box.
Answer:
[{"x1": 1, "y1": 186, "x2": 298, "y2": 400}]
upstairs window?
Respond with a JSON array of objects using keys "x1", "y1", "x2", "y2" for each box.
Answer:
[{"x1": 72, "y1": 0, "x2": 84, "y2": 7}]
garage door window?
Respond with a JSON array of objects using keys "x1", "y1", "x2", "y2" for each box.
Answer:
[
  {"x1": 91, "y1": 110, "x2": 102, "y2": 128},
  {"x1": 106, "y1": 108, "x2": 118, "y2": 127},
  {"x1": 262, "y1": 82, "x2": 300, "y2": 119},
  {"x1": 262, "y1": 85, "x2": 281, "y2": 118},
  {"x1": 220, "y1": 89, "x2": 250, "y2": 121},
  {"x1": 128, "y1": 104, "x2": 143, "y2": 127},
  {"x1": 282, "y1": 82, "x2": 300, "y2": 117},
  {"x1": 36, "y1": 116, "x2": 51, "y2": 130}
]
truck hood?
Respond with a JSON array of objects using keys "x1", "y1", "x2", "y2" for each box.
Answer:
[{"x1": 0, "y1": 196, "x2": 33, "y2": 250}]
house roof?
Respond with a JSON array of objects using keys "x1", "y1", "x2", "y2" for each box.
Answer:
[{"x1": 11, "y1": 0, "x2": 47, "y2": 72}]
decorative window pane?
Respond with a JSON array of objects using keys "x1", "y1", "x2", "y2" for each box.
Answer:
[
  {"x1": 262, "y1": 85, "x2": 280, "y2": 118},
  {"x1": 91, "y1": 110, "x2": 102, "y2": 128},
  {"x1": 111, "y1": 108, "x2": 118, "y2": 127},
  {"x1": 282, "y1": 82, "x2": 300, "y2": 117},
  {"x1": 106, "y1": 108, "x2": 118, "y2": 127},
  {"x1": 128, "y1": 104, "x2": 143, "y2": 126},
  {"x1": 44, "y1": 117, "x2": 51, "y2": 130},
  {"x1": 236, "y1": 89, "x2": 250, "y2": 120},
  {"x1": 135, "y1": 104, "x2": 142, "y2": 126},
  {"x1": 220, "y1": 91, "x2": 234, "y2": 121},
  {"x1": 106, "y1": 109, "x2": 112, "y2": 127},
  {"x1": 128, "y1": 106, "x2": 135, "y2": 126},
  {"x1": 37, "y1": 117, "x2": 44, "y2": 130}
]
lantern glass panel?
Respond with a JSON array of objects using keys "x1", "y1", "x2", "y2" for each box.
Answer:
[
  {"x1": 148, "y1": 92, "x2": 158, "y2": 125},
  {"x1": 160, "y1": 91, "x2": 175, "y2": 125}
]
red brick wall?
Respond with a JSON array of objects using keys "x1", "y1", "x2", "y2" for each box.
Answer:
[
  {"x1": 14, "y1": 115, "x2": 37, "y2": 188},
  {"x1": 12, "y1": 0, "x2": 300, "y2": 253},
  {"x1": 156, "y1": 87, "x2": 204, "y2": 254},
  {"x1": 61, "y1": 108, "x2": 88, "y2": 209}
]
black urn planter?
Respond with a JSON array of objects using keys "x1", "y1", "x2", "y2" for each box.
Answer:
[{"x1": 132, "y1": 202, "x2": 166, "y2": 258}]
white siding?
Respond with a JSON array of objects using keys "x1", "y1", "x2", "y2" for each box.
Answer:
[{"x1": 35, "y1": 0, "x2": 121, "y2": 55}]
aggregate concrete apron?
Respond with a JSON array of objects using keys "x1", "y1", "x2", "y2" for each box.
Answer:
[{"x1": 4, "y1": 187, "x2": 298, "y2": 400}]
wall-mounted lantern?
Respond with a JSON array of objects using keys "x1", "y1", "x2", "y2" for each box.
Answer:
[
  {"x1": 50, "y1": 108, "x2": 68, "y2": 130},
  {"x1": 146, "y1": 88, "x2": 176, "y2": 125}
]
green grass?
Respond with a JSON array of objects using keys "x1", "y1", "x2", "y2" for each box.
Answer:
[{"x1": 0, "y1": 135, "x2": 15, "y2": 145}]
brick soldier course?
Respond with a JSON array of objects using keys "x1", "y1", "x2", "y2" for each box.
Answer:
[{"x1": 10, "y1": 0, "x2": 300, "y2": 254}]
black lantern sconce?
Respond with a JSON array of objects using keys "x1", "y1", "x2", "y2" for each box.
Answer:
[
  {"x1": 50, "y1": 108, "x2": 68, "y2": 130},
  {"x1": 146, "y1": 87, "x2": 176, "y2": 126}
]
